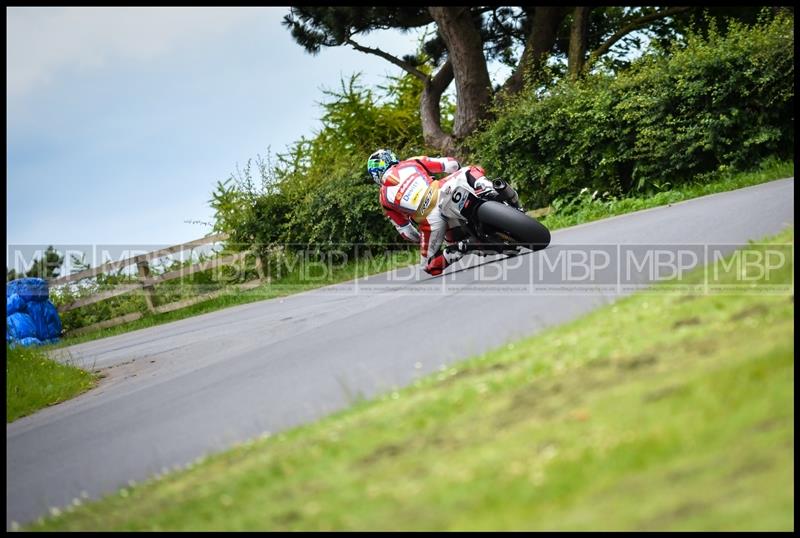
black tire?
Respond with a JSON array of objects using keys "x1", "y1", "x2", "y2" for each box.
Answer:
[{"x1": 476, "y1": 201, "x2": 551, "y2": 251}]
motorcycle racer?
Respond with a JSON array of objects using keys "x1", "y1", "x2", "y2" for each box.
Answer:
[{"x1": 367, "y1": 148, "x2": 497, "y2": 276}]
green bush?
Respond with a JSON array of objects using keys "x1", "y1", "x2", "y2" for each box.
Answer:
[
  {"x1": 468, "y1": 11, "x2": 794, "y2": 208},
  {"x1": 211, "y1": 71, "x2": 447, "y2": 256}
]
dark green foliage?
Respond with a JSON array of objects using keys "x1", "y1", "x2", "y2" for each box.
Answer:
[
  {"x1": 284, "y1": 7, "x2": 518, "y2": 68},
  {"x1": 283, "y1": 8, "x2": 433, "y2": 55},
  {"x1": 468, "y1": 12, "x2": 794, "y2": 208}
]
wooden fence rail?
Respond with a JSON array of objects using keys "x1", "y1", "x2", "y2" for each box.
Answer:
[{"x1": 47, "y1": 233, "x2": 268, "y2": 336}]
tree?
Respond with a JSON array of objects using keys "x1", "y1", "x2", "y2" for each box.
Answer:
[
  {"x1": 428, "y1": 7, "x2": 493, "y2": 151},
  {"x1": 284, "y1": 7, "x2": 467, "y2": 154},
  {"x1": 20, "y1": 246, "x2": 64, "y2": 280},
  {"x1": 578, "y1": 6, "x2": 693, "y2": 75},
  {"x1": 499, "y1": 7, "x2": 572, "y2": 94},
  {"x1": 283, "y1": 6, "x2": 772, "y2": 155}
]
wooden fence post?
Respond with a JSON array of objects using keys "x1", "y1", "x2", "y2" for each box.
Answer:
[
  {"x1": 136, "y1": 260, "x2": 157, "y2": 313},
  {"x1": 255, "y1": 252, "x2": 267, "y2": 284}
]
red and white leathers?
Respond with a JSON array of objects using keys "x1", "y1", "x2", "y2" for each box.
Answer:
[{"x1": 378, "y1": 156, "x2": 494, "y2": 275}]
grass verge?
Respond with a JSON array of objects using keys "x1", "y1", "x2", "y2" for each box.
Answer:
[
  {"x1": 6, "y1": 344, "x2": 98, "y2": 423},
  {"x1": 26, "y1": 226, "x2": 794, "y2": 531},
  {"x1": 538, "y1": 157, "x2": 793, "y2": 230}
]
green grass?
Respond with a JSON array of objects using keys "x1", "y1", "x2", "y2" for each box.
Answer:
[
  {"x1": 538, "y1": 158, "x2": 794, "y2": 230},
  {"x1": 26, "y1": 227, "x2": 794, "y2": 531},
  {"x1": 54, "y1": 158, "x2": 793, "y2": 348},
  {"x1": 6, "y1": 344, "x2": 98, "y2": 423}
]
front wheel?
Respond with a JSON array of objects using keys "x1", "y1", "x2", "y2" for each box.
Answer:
[{"x1": 475, "y1": 201, "x2": 551, "y2": 251}]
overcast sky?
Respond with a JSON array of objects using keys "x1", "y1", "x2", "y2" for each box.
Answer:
[{"x1": 8, "y1": 7, "x2": 515, "y2": 264}]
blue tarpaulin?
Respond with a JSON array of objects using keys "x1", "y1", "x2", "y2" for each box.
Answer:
[
  {"x1": 7, "y1": 293, "x2": 25, "y2": 316},
  {"x1": 7, "y1": 312, "x2": 37, "y2": 340},
  {"x1": 7, "y1": 278, "x2": 50, "y2": 303},
  {"x1": 25, "y1": 301, "x2": 62, "y2": 341},
  {"x1": 6, "y1": 278, "x2": 62, "y2": 347}
]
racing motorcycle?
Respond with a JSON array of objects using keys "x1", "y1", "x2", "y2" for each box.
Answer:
[{"x1": 438, "y1": 166, "x2": 551, "y2": 257}]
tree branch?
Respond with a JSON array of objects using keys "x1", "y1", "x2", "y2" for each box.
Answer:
[
  {"x1": 420, "y1": 59, "x2": 455, "y2": 154},
  {"x1": 586, "y1": 7, "x2": 692, "y2": 70},
  {"x1": 345, "y1": 37, "x2": 429, "y2": 81},
  {"x1": 499, "y1": 6, "x2": 570, "y2": 96},
  {"x1": 490, "y1": 7, "x2": 526, "y2": 44},
  {"x1": 429, "y1": 57, "x2": 454, "y2": 95}
]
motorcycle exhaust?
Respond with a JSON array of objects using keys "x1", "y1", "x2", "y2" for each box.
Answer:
[{"x1": 491, "y1": 179, "x2": 521, "y2": 209}]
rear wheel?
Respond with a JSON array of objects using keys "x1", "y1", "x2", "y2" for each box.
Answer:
[{"x1": 476, "y1": 201, "x2": 551, "y2": 251}]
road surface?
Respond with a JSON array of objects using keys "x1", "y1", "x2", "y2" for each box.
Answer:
[{"x1": 6, "y1": 178, "x2": 794, "y2": 526}]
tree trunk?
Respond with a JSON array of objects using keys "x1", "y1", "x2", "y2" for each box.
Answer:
[
  {"x1": 420, "y1": 59, "x2": 456, "y2": 155},
  {"x1": 428, "y1": 7, "x2": 493, "y2": 143},
  {"x1": 502, "y1": 7, "x2": 569, "y2": 96},
  {"x1": 568, "y1": 7, "x2": 592, "y2": 79}
]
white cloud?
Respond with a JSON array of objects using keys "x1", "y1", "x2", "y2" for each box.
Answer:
[{"x1": 6, "y1": 6, "x2": 275, "y2": 98}]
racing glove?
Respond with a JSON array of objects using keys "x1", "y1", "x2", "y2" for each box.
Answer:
[{"x1": 423, "y1": 241, "x2": 469, "y2": 276}]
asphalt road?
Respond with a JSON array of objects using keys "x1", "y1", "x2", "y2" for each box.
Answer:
[{"x1": 6, "y1": 178, "x2": 794, "y2": 527}]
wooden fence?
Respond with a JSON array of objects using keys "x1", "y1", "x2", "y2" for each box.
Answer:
[{"x1": 48, "y1": 233, "x2": 267, "y2": 336}]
